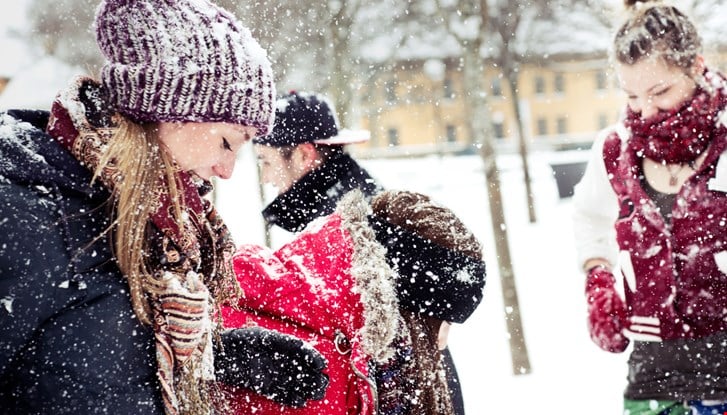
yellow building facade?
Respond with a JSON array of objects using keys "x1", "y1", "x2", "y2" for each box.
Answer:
[{"x1": 357, "y1": 50, "x2": 727, "y2": 156}]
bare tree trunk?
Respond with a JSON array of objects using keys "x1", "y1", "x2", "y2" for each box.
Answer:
[
  {"x1": 256, "y1": 163, "x2": 272, "y2": 247},
  {"x1": 481, "y1": 139, "x2": 531, "y2": 375},
  {"x1": 487, "y1": 0, "x2": 540, "y2": 225},
  {"x1": 330, "y1": 41, "x2": 352, "y2": 125},
  {"x1": 505, "y1": 71, "x2": 537, "y2": 223},
  {"x1": 462, "y1": 38, "x2": 531, "y2": 375},
  {"x1": 329, "y1": 4, "x2": 355, "y2": 127}
]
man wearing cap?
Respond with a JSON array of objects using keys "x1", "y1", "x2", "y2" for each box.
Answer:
[
  {"x1": 252, "y1": 91, "x2": 467, "y2": 415},
  {"x1": 253, "y1": 91, "x2": 380, "y2": 233}
]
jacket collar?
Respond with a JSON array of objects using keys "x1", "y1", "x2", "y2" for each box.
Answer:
[
  {"x1": 262, "y1": 152, "x2": 361, "y2": 232},
  {"x1": 0, "y1": 109, "x2": 100, "y2": 197}
]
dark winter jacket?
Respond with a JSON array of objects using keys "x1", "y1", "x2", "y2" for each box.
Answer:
[
  {"x1": 262, "y1": 152, "x2": 381, "y2": 232},
  {"x1": 0, "y1": 110, "x2": 162, "y2": 414}
]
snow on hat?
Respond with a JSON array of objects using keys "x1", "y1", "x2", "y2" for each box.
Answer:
[
  {"x1": 368, "y1": 215, "x2": 486, "y2": 324},
  {"x1": 94, "y1": 0, "x2": 275, "y2": 135},
  {"x1": 253, "y1": 91, "x2": 370, "y2": 147}
]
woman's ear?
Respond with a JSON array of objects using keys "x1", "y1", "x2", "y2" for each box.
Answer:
[
  {"x1": 691, "y1": 54, "x2": 706, "y2": 78},
  {"x1": 437, "y1": 321, "x2": 450, "y2": 350}
]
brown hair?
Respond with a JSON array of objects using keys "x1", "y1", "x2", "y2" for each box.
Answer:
[
  {"x1": 400, "y1": 312, "x2": 454, "y2": 415},
  {"x1": 614, "y1": 1, "x2": 701, "y2": 70},
  {"x1": 274, "y1": 144, "x2": 297, "y2": 160},
  {"x1": 94, "y1": 118, "x2": 183, "y2": 325},
  {"x1": 371, "y1": 190, "x2": 482, "y2": 415},
  {"x1": 371, "y1": 190, "x2": 482, "y2": 259},
  {"x1": 275, "y1": 143, "x2": 344, "y2": 163}
]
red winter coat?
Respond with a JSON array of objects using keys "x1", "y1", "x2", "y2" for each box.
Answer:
[{"x1": 218, "y1": 197, "x2": 399, "y2": 415}]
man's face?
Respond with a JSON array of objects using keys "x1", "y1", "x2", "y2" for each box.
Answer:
[{"x1": 255, "y1": 144, "x2": 315, "y2": 194}]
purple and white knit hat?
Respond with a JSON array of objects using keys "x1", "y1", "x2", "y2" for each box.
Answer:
[{"x1": 94, "y1": 0, "x2": 276, "y2": 136}]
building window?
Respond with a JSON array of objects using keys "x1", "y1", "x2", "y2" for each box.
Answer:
[
  {"x1": 491, "y1": 77, "x2": 502, "y2": 96},
  {"x1": 387, "y1": 128, "x2": 399, "y2": 146},
  {"x1": 554, "y1": 73, "x2": 565, "y2": 94},
  {"x1": 446, "y1": 125, "x2": 457, "y2": 143},
  {"x1": 598, "y1": 113, "x2": 609, "y2": 130},
  {"x1": 443, "y1": 78, "x2": 455, "y2": 99},
  {"x1": 369, "y1": 130, "x2": 379, "y2": 147},
  {"x1": 409, "y1": 84, "x2": 426, "y2": 103},
  {"x1": 385, "y1": 80, "x2": 397, "y2": 104},
  {"x1": 596, "y1": 70, "x2": 607, "y2": 91},
  {"x1": 492, "y1": 121, "x2": 504, "y2": 139},
  {"x1": 556, "y1": 117, "x2": 568, "y2": 135},
  {"x1": 536, "y1": 118, "x2": 548, "y2": 136},
  {"x1": 534, "y1": 76, "x2": 546, "y2": 95}
]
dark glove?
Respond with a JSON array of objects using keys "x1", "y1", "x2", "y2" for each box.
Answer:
[
  {"x1": 585, "y1": 266, "x2": 630, "y2": 353},
  {"x1": 214, "y1": 326, "x2": 329, "y2": 407}
]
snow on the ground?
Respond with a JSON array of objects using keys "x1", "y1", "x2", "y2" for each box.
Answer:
[{"x1": 215, "y1": 146, "x2": 630, "y2": 414}]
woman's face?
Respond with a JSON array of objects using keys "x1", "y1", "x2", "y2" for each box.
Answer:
[
  {"x1": 616, "y1": 57, "x2": 699, "y2": 119},
  {"x1": 157, "y1": 122, "x2": 257, "y2": 180}
]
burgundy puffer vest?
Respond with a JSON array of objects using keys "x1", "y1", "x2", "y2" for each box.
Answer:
[{"x1": 603, "y1": 123, "x2": 727, "y2": 340}]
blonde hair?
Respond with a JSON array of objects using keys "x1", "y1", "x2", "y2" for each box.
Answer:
[
  {"x1": 94, "y1": 117, "x2": 183, "y2": 325},
  {"x1": 614, "y1": 1, "x2": 702, "y2": 70}
]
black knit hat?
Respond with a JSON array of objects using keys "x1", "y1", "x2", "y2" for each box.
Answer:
[
  {"x1": 253, "y1": 91, "x2": 369, "y2": 147},
  {"x1": 368, "y1": 215, "x2": 487, "y2": 324}
]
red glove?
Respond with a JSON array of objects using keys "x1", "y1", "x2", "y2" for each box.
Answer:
[{"x1": 585, "y1": 266, "x2": 630, "y2": 353}]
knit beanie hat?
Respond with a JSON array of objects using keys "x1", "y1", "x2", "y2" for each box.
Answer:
[
  {"x1": 94, "y1": 0, "x2": 276, "y2": 136},
  {"x1": 368, "y1": 215, "x2": 486, "y2": 324}
]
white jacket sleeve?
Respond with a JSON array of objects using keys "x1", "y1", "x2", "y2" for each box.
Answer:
[{"x1": 572, "y1": 128, "x2": 621, "y2": 270}]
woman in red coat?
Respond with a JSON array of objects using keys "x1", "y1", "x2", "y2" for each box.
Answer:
[{"x1": 218, "y1": 190, "x2": 486, "y2": 415}]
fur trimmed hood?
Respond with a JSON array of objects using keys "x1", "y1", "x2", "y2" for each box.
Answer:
[{"x1": 334, "y1": 190, "x2": 399, "y2": 361}]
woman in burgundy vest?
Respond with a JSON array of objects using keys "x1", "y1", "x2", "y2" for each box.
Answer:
[{"x1": 573, "y1": 1, "x2": 727, "y2": 413}]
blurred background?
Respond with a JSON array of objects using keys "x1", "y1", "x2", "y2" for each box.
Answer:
[
  {"x1": 2, "y1": 0, "x2": 725, "y2": 157},
  {"x1": 2, "y1": 1, "x2": 726, "y2": 412}
]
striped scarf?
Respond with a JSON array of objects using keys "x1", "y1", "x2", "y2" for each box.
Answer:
[{"x1": 47, "y1": 77, "x2": 241, "y2": 415}]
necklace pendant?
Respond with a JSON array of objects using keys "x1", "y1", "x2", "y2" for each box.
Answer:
[{"x1": 669, "y1": 176, "x2": 678, "y2": 186}]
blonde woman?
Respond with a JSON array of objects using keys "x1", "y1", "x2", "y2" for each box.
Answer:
[{"x1": 0, "y1": 1, "x2": 326, "y2": 414}]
